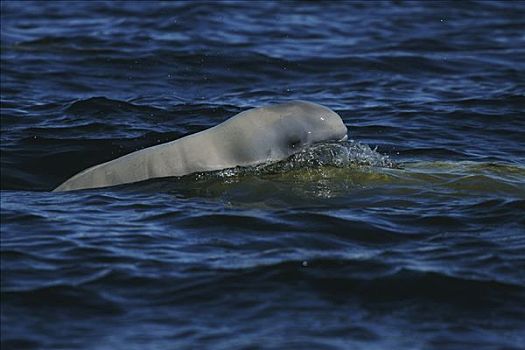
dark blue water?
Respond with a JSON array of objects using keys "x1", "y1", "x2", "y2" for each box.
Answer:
[{"x1": 2, "y1": 1, "x2": 525, "y2": 349}]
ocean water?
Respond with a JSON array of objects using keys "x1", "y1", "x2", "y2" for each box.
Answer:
[{"x1": 1, "y1": 1, "x2": 525, "y2": 349}]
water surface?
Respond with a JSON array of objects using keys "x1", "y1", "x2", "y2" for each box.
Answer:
[{"x1": 1, "y1": 1, "x2": 525, "y2": 349}]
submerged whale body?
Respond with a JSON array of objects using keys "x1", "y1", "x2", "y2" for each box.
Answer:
[{"x1": 53, "y1": 101, "x2": 348, "y2": 192}]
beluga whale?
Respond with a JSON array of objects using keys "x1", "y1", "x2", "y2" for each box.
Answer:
[{"x1": 53, "y1": 101, "x2": 348, "y2": 191}]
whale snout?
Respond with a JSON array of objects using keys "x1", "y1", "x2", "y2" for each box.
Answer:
[{"x1": 336, "y1": 119, "x2": 348, "y2": 140}]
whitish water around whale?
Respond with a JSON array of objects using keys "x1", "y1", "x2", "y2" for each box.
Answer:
[{"x1": 1, "y1": 1, "x2": 525, "y2": 349}]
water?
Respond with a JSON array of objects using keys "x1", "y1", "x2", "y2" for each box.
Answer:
[{"x1": 1, "y1": 1, "x2": 525, "y2": 349}]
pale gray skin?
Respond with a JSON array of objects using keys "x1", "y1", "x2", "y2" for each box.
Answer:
[{"x1": 53, "y1": 101, "x2": 348, "y2": 192}]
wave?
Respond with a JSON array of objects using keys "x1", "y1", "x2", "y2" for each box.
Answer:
[
  {"x1": 3, "y1": 256, "x2": 523, "y2": 308},
  {"x1": 64, "y1": 96, "x2": 162, "y2": 115}
]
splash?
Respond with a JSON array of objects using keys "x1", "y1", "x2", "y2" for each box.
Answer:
[
  {"x1": 278, "y1": 140, "x2": 396, "y2": 169},
  {"x1": 198, "y1": 140, "x2": 396, "y2": 180}
]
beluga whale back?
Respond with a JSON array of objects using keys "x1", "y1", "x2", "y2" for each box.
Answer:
[{"x1": 54, "y1": 101, "x2": 348, "y2": 191}]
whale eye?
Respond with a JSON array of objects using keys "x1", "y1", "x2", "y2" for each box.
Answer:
[{"x1": 288, "y1": 137, "x2": 302, "y2": 149}]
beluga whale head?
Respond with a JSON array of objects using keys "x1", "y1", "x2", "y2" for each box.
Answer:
[
  {"x1": 221, "y1": 100, "x2": 348, "y2": 162},
  {"x1": 278, "y1": 100, "x2": 348, "y2": 150}
]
